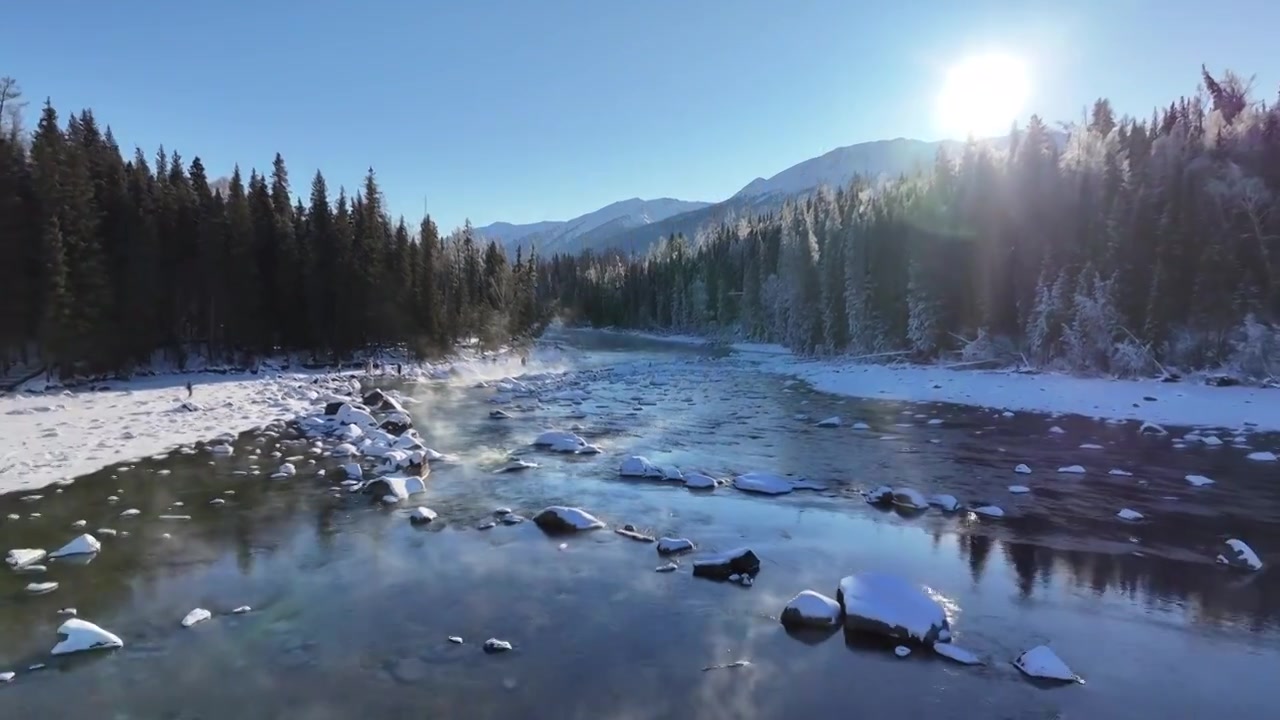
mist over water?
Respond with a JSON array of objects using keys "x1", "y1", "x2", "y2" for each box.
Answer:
[{"x1": 1, "y1": 329, "x2": 1277, "y2": 718}]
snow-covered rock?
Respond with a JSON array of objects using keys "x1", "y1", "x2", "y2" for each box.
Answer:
[
  {"x1": 656, "y1": 537, "x2": 694, "y2": 555},
  {"x1": 275, "y1": 462, "x2": 297, "y2": 477},
  {"x1": 733, "y1": 472, "x2": 793, "y2": 495},
  {"x1": 1057, "y1": 465, "x2": 1086, "y2": 474},
  {"x1": 334, "y1": 403, "x2": 377, "y2": 429},
  {"x1": 815, "y1": 416, "x2": 841, "y2": 428},
  {"x1": 891, "y1": 488, "x2": 928, "y2": 511},
  {"x1": 6, "y1": 548, "x2": 46, "y2": 569},
  {"x1": 483, "y1": 638, "x2": 512, "y2": 653},
  {"x1": 852, "y1": 422, "x2": 871, "y2": 430},
  {"x1": 692, "y1": 547, "x2": 760, "y2": 580},
  {"x1": 364, "y1": 473, "x2": 428, "y2": 502},
  {"x1": 865, "y1": 485, "x2": 893, "y2": 505},
  {"x1": 533, "y1": 430, "x2": 585, "y2": 448},
  {"x1": 836, "y1": 572, "x2": 949, "y2": 644},
  {"x1": 181, "y1": 608, "x2": 211, "y2": 628},
  {"x1": 1049, "y1": 426, "x2": 1065, "y2": 434},
  {"x1": 1217, "y1": 539, "x2": 1263, "y2": 571},
  {"x1": 780, "y1": 590, "x2": 842, "y2": 628},
  {"x1": 489, "y1": 409, "x2": 512, "y2": 420},
  {"x1": 928, "y1": 494, "x2": 960, "y2": 512},
  {"x1": 409, "y1": 506, "x2": 438, "y2": 524},
  {"x1": 48, "y1": 534, "x2": 100, "y2": 559},
  {"x1": 1116, "y1": 508, "x2": 1144, "y2": 521},
  {"x1": 1185, "y1": 474, "x2": 1215, "y2": 487},
  {"x1": 1013, "y1": 645, "x2": 1078, "y2": 682},
  {"x1": 971, "y1": 505, "x2": 1005, "y2": 518},
  {"x1": 619, "y1": 456, "x2": 662, "y2": 478},
  {"x1": 894, "y1": 646, "x2": 911, "y2": 658},
  {"x1": 1200, "y1": 435, "x2": 1224, "y2": 447},
  {"x1": 1014, "y1": 464, "x2": 1031, "y2": 474},
  {"x1": 498, "y1": 458, "x2": 539, "y2": 473},
  {"x1": 51, "y1": 618, "x2": 123, "y2": 655},
  {"x1": 1008, "y1": 485, "x2": 1030, "y2": 494},
  {"x1": 1108, "y1": 468, "x2": 1133, "y2": 477},
  {"x1": 1246, "y1": 451, "x2": 1278, "y2": 462},
  {"x1": 683, "y1": 473, "x2": 717, "y2": 489},
  {"x1": 341, "y1": 463, "x2": 363, "y2": 481},
  {"x1": 532, "y1": 506, "x2": 605, "y2": 533},
  {"x1": 659, "y1": 465, "x2": 684, "y2": 481},
  {"x1": 933, "y1": 642, "x2": 984, "y2": 665},
  {"x1": 1139, "y1": 421, "x2": 1168, "y2": 435},
  {"x1": 26, "y1": 581, "x2": 58, "y2": 594},
  {"x1": 655, "y1": 562, "x2": 679, "y2": 573}
]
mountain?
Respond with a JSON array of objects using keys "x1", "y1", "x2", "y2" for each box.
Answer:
[
  {"x1": 731, "y1": 137, "x2": 961, "y2": 202},
  {"x1": 476, "y1": 197, "x2": 712, "y2": 256}
]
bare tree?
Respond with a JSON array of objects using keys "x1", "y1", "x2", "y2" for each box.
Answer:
[{"x1": 0, "y1": 76, "x2": 29, "y2": 135}]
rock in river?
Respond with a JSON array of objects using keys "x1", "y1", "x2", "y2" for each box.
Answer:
[
  {"x1": 483, "y1": 638, "x2": 513, "y2": 654},
  {"x1": 532, "y1": 506, "x2": 606, "y2": 533},
  {"x1": 1217, "y1": 539, "x2": 1263, "y2": 571},
  {"x1": 656, "y1": 537, "x2": 694, "y2": 555},
  {"x1": 1013, "y1": 645, "x2": 1079, "y2": 682},
  {"x1": 47, "y1": 534, "x2": 101, "y2": 559},
  {"x1": 836, "y1": 572, "x2": 950, "y2": 644},
  {"x1": 691, "y1": 548, "x2": 760, "y2": 580},
  {"x1": 780, "y1": 590, "x2": 842, "y2": 628},
  {"x1": 6, "y1": 548, "x2": 47, "y2": 569},
  {"x1": 933, "y1": 642, "x2": 984, "y2": 665},
  {"x1": 619, "y1": 455, "x2": 663, "y2": 478},
  {"x1": 51, "y1": 618, "x2": 124, "y2": 655},
  {"x1": 181, "y1": 608, "x2": 212, "y2": 627},
  {"x1": 732, "y1": 472, "x2": 793, "y2": 495},
  {"x1": 409, "y1": 507, "x2": 438, "y2": 524}
]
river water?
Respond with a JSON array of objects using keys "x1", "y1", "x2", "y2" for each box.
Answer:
[{"x1": 2, "y1": 329, "x2": 1277, "y2": 718}]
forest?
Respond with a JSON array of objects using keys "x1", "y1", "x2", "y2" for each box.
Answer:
[
  {"x1": 0, "y1": 77, "x2": 543, "y2": 379},
  {"x1": 544, "y1": 69, "x2": 1280, "y2": 378}
]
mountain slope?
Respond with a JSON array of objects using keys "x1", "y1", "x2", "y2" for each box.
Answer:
[{"x1": 476, "y1": 197, "x2": 711, "y2": 255}]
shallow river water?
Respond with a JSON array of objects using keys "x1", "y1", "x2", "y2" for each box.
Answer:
[{"x1": 2, "y1": 330, "x2": 1277, "y2": 718}]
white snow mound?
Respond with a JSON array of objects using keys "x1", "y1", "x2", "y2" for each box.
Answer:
[
  {"x1": 1014, "y1": 645, "x2": 1078, "y2": 682},
  {"x1": 48, "y1": 534, "x2": 101, "y2": 559},
  {"x1": 51, "y1": 618, "x2": 124, "y2": 655}
]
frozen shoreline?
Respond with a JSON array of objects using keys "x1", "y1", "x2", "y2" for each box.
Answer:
[
  {"x1": 0, "y1": 348, "x2": 544, "y2": 496},
  {"x1": 612, "y1": 329, "x2": 1280, "y2": 432}
]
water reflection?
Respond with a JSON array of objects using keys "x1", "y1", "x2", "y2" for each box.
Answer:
[{"x1": 1, "y1": 330, "x2": 1277, "y2": 718}]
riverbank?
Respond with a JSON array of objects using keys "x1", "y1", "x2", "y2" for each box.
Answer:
[
  {"x1": 0, "y1": 347, "x2": 543, "y2": 496},
  {"x1": 609, "y1": 329, "x2": 1280, "y2": 432}
]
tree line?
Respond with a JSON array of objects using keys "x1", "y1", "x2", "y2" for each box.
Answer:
[
  {"x1": 544, "y1": 68, "x2": 1280, "y2": 378},
  {"x1": 0, "y1": 78, "x2": 544, "y2": 378}
]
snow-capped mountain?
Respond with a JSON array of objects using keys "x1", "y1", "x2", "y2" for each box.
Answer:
[
  {"x1": 731, "y1": 137, "x2": 959, "y2": 202},
  {"x1": 476, "y1": 197, "x2": 712, "y2": 256}
]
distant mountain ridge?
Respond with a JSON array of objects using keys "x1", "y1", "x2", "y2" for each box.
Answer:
[{"x1": 479, "y1": 135, "x2": 1031, "y2": 257}]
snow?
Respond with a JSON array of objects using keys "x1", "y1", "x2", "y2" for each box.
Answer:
[
  {"x1": 815, "y1": 416, "x2": 842, "y2": 428},
  {"x1": 1057, "y1": 465, "x2": 1086, "y2": 474},
  {"x1": 1246, "y1": 451, "x2": 1277, "y2": 462},
  {"x1": 933, "y1": 643, "x2": 984, "y2": 665},
  {"x1": 1008, "y1": 485, "x2": 1031, "y2": 494},
  {"x1": 0, "y1": 371, "x2": 325, "y2": 493},
  {"x1": 1014, "y1": 464, "x2": 1032, "y2": 474},
  {"x1": 181, "y1": 608, "x2": 212, "y2": 627},
  {"x1": 1079, "y1": 443, "x2": 1104, "y2": 450},
  {"x1": 1109, "y1": 468, "x2": 1134, "y2": 476},
  {"x1": 1116, "y1": 508, "x2": 1144, "y2": 521},
  {"x1": 733, "y1": 472, "x2": 794, "y2": 495},
  {"x1": 836, "y1": 572, "x2": 949, "y2": 643},
  {"x1": 1014, "y1": 645, "x2": 1078, "y2": 682},
  {"x1": 1140, "y1": 421, "x2": 1168, "y2": 435},
  {"x1": 780, "y1": 590, "x2": 842, "y2": 628},
  {"x1": 1185, "y1": 474, "x2": 1215, "y2": 487},
  {"x1": 1217, "y1": 539, "x2": 1263, "y2": 571},
  {"x1": 47, "y1": 534, "x2": 101, "y2": 559},
  {"x1": 532, "y1": 506, "x2": 606, "y2": 532},
  {"x1": 50, "y1": 618, "x2": 123, "y2": 655},
  {"x1": 972, "y1": 505, "x2": 1005, "y2": 518}
]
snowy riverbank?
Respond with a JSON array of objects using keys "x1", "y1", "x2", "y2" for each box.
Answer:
[
  {"x1": 0, "y1": 349, "x2": 541, "y2": 496},
  {"x1": 614, "y1": 330, "x2": 1280, "y2": 432}
]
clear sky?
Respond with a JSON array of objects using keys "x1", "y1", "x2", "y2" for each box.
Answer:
[{"x1": 6, "y1": 0, "x2": 1278, "y2": 231}]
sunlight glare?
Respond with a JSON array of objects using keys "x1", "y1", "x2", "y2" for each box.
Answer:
[{"x1": 937, "y1": 53, "x2": 1030, "y2": 139}]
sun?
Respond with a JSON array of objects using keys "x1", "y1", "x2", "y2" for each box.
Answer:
[{"x1": 937, "y1": 53, "x2": 1030, "y2": 139}]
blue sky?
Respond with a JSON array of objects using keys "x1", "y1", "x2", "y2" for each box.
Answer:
[{"x1": 7, "y1": 1, "x2": 1278, "y2": 231}]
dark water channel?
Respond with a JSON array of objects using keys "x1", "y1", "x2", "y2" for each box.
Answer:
[{"x1": 1, "y1": 329, "x2": 1277, "y2": 718}]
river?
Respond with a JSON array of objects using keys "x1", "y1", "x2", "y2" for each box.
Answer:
[{"x1": 1, "y1": 329, "x2": 1277, "y2": 718}]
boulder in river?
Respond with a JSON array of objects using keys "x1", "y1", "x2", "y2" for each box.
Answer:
[
  {"x1": 780, "y1": 590, "x2": 842, "y2": 628},
  {"x1": 47, "y1": 534, "x2": 101, "y2": 559},
  {"x1": 928, "y1": 494, "x2": 960, "y2": 512},
  {"x1": 364, "y1": 473, "x2": 428, "y2": 502},
  {"x1": 683, "y1": 473, "x2": 718, "y2": 489},
  {"x1": 362, "y1": 389, "x2": 406, "y2": 415},
  {"x1": 1246, "y1": 451, "x2": 1277, "y2": 462},
  {"x1": 409, "y1": 507, "x2": 438, "y2": 524},
  {"x1": 891, "y1": 488, "x2": 928, "y2": 511},
  {"x1": 1216, "y1": 539, "x2": 1263, "y2": 571},
  {"x1": 971, "y1": 505, "x2": 1005, "y2": 518},
  {"x1": 532, "y1": 506, "x2": 606, "y2": 533},
  {"x1": 836, "y1": 572, "x2": 950, "y2": 644},
  {"x1": 864, "y1": 485, "x2": 894, "y2": 505},
  {"x1": 815, "y1": 416, "x2": 841, "y2": 428},
  {"x1": 732, "y1": 472, "x2": 793, "y2": 495},
  {"x1": 51, "y1": 618, "x2": 124, "y2": 655},
  {"x1": 691, "y1": 548, "x2": 760, "y2": 580},
  {"x1": 1057, "y1": 465, "x2": 1086, "y2": 474},
  {"x1": 379, "y1": 418, "x2": 412, "y2": 436},
  {"x1": 619, "y1": 456, "x2": 663, "y2": 478},
  {"x1": 6, "y1": 548, "x2": 46, "y2": 569},
  {"x1": 1013, "y1": 645, "x2": 1079, "y2": 682},
  {"x1": 656, "y1": 537, "x2": 694, "y2": 555},
  {"x1": 483, "y1": 638, "x2": 513, "y2": 654},
  {"x1": 181, "y1": 608, "x2": 211, "y2": 628},
  {"x1": 1116, "y1": 508, "x2": 1144, "y2": 521},
  {"x1": 1014, "y1": 464, "x2": 1032, "y2": 474}
]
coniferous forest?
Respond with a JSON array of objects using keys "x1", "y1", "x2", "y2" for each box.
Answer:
[
  {"x1": 0, "y1": 78, "x2": 543, "y2": 379},
  {"x1": 544, "y1": 69, "x2": 1280, "y2": 378}
]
